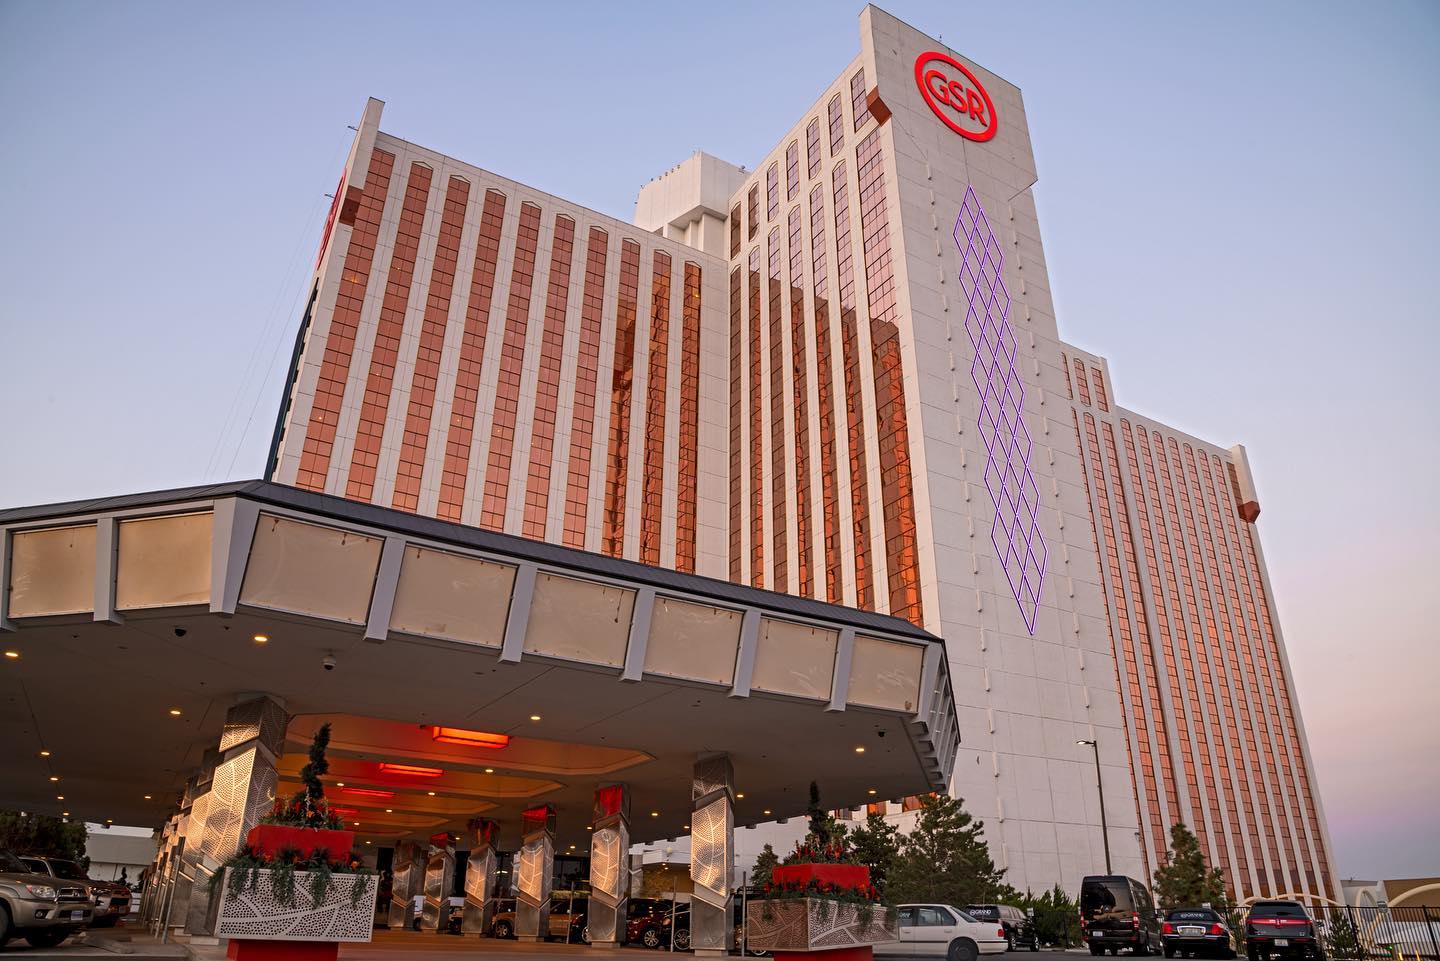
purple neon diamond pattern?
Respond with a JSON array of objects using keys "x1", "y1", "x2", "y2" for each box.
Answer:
[{"x1": 954, "y1": 186, "x2": 1048, "y2": 634}]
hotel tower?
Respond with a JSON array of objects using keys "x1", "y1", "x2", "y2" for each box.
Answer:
[{"x1": 265, "y1": 5, "x2": 1336, "y2": 901}]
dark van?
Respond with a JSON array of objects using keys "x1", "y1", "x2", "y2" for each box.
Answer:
[{"x1": 1081, "y1": 876, "x2": 1162, "y2": 956}]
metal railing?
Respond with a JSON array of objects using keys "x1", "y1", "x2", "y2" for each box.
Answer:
[{"x1": 1307, "y1": 905, "x2": 1440, "y2": 960}]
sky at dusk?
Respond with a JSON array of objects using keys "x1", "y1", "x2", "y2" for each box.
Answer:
[{"x1": 1, "y1": 0, "x2": 1436, "y2": 881}]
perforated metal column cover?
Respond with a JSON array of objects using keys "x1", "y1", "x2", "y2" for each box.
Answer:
[
  {"x1": 514, "y1": 803, "x2": 555, "y2": 940},
  {"x1": 588, "y1": 784, "x2": 631, "y2": 943},
  {"x1": 462, "y1": 818, "x2": 500, "y2": 935},
  {"x1": 388, "y1": 841, "x2": 424, "y2": 929},
  {"x1": 690, "y1": 754, "x2": 734, "y2": 952},
  {"x1": 421, "y1": 833, "x2": 456, "y2": 931}
]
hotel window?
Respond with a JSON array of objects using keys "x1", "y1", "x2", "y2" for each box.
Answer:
[
  {"x1": 785, "y1": 139, "x2": 799, "y2": 201},
  {"x1": 747, "y1": 184, "x2": 759, "y2": 239},
  {"x1": 805, "y1": 117, "x2": 821, "y2": 178},
  {"x1": 766, "y1": 162, "x2": 779, "y2": 221},
  {"x1": 851, "y1": 68, "x2": 870, "y2": 131},
  {"x1": 827, "y1": 92, "x2": 844, "y2": 154},
  {"x1": 730, "y1": 203, "x2": 741, "y2": 257}
]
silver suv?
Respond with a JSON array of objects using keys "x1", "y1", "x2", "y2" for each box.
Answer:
[
  {"x1": 0, "y1": 849, "x2": 94, "y2": 949},
  {"x1": 20, "y1": 855, "x2": 131, "y2": 928}
]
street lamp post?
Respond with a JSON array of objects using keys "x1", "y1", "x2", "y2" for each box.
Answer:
[{"x1": 1077, "y1": 738, "x2": 1112, "y2": 874}]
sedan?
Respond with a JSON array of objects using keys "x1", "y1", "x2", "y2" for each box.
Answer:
[
  {"x1": 882, "y1": 904, "x2": 1009, "y2": 961},
  {"x1": 1163, "y1": 908, "x2": 1236, "y2": 959}
]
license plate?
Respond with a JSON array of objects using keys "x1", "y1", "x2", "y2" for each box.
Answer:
[
  {"x1": 1274, "y1": 939, "x2": 1289, "y2": 947},
  {"x1": 69, "y1": 910, "x2": 85, "y2": 920},
  {"x1": 1180, "y1": 926, "x2": 1205, "y2": 936}
]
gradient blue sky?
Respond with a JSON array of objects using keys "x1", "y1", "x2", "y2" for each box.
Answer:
[{"x1": 2, "y1": 1, "x2": 1436, "y2": 881}]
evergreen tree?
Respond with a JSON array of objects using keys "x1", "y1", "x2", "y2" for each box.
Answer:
[
  {"x1": 1152, "y1": 823, "x2": 1227, "y2": 910},
  {"x1": 886, "y1": 794, "x2": 1008, "y2": 906},
  {"x1": 849, "y1": 812, "x2": 902, "y2": 894},
  {"x1": 0, "y1": 812, "x2": 88, "y2": 867},
  {"x1": 1322, "y1": 910, "x2": 1365, "y2": 960},
  {"x1": 752, "y1": 843, "x2": 779, "y2": 887}
]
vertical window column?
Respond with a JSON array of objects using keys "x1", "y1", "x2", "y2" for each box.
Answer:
[
  {"x1": 562, "y1": 227, "x2": 610, "y2": 548},
  {"x1": 728, "y1": 266, "x2": 744, "y2": 582},
  {"x1": 788, "y1": 206, "x2": 814, "y2": 598},
  {"x1": 809, "y1": 185, "x2": 842, "y2": 604},
  {"x1": 832, "y1": 160, "x2": 873, "y2": 609},
  {"x1": 676, "y1": 262, "x2": 702, "y2": 573},
  {"x1": 639, "y1": 251, "x2": 673, "y2": 567},
  {"x1": 521, "y1": 214, "x2": 577, "y2": 540},
  {"x1": 767, "y1": 229, "x2": 788, "y2": 591},
  {"x1": 602, "y1": 240, "x2": 642, "y2": 558},
  {"x1": 747, "y1": 246, "x2": 766, "y2": 588},
  {"x1": 438, "y1": 188, "x2": 507, "y2": 522}
]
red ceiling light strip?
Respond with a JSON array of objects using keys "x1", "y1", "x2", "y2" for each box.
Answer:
[
  {"x1": 429, "y1": 728, "x2": 511, "y2": 749},
  {"x1": 378, "y1": 763, "x2": 444, "y2": 778},
  {"x1": 341, "y1": 788, "x2": 396, "y2": 799}
]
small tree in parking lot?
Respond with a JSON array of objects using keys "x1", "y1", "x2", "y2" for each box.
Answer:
[
  {"x1": 1022, "y1": 885, "x2": 1081, "y2": 948},
  {"x1": 849, "y1": 812, "x2": 903, "y2": 894},
  {"x1": 1153, "y1": 822, "x2": 1226, "y2": 911},
  {"x1": 0, "y1": 811, "x2": 88, "y2": 867},
  {"x1": 752, "y1": 843, "x2": 779, "y2": 888},
  {"x1": 886, "y1": 794, "x2": 1009, "y2": 906}
]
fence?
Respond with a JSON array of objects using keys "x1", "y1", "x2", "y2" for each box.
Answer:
[{"x1": 1310, "y1": 905, "x2": 1440, "y2": 961}]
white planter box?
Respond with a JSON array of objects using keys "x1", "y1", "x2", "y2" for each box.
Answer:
[
  {"x1": 745, "y1": 898, "x2": 898, "y2": 952},
  {"x1": 215, "y1": 868, "x2": 378, "y2": 942}
]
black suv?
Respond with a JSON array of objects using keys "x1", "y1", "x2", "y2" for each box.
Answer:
[
  {"x1": 1081, "y1": 875, "x2": 1163, "y2": 956},
  {"x1": 967, "y1": 904, "x2": 1039, "y2": 951},
  {"x1": 1244, "y1": 901, "x2": 1323, "y2": 961},
  {"x1": 1162, "y1": 908, "x2": 1235, "y2": 959}
]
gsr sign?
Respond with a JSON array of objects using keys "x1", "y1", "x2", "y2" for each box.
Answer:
[{"x1": 915, "y1": 50, "x2": 998, "y2": 142}]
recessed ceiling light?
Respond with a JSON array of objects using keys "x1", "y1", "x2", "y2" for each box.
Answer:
[
  {"x1": 3, "y1": 651, "x2": 19, "y2": 659},
  {"x1": 868, "y1": 789, "x2": 877, "y2": 795},
  {"x1": 169, "y1": 709, "x2": 182, "y2": 716},
  {"x1": 336, "y1": 783, "x2": 345, "y2": 787},
  {"x1": 763, "y1": 809, "x2": 772, "y2": 816},
  {"x1": 252, "y1": 634, "x2": 269, "y2": 644},
  {"x1": 650, "y1": 811, "x2": 659, "y2": 817},
  {"x1": 385, "y1": 808, "x2": 393, "y2": 813},
  {"x1": 529, "y1": 715, "x2": 542, "y2": 722},
  {"x1": 854, "y1": 745, "x2": 865, "y2": 753},
  {"x1": 39, "y1": 750, "x2": 51, "y2": 758},
  {"x1": 568, "y1": 844, "x2": 576, "y2": 850},
  {"x1": 735, "y1": 793, "x2": 745, "y2": 799},
  {"x1": 56, "y1": 795, "x2": 64, "y2": 801},
  {"x1": 62, "y1": 811, "x2": 69, "y2": 817},
  {"x1": 484, "y1": 768, "x2": 494, "y2": 774},
  {"x1": 365, "y1": 840, "x2": 372, "y2": 845},
  {"x1": 586, "y1": 826, "x2": 593, "y2": 831},
  {"x1": 105, "y1": 819, "x2": 112, "y2": 824},
  {"x1": 49, "y1": 776, "x2": 59, "y2": 782},
  {"x1": 684, "y1": 825, "x2": 690, "y2": 831},
  {"x1": 352, "y1": 822, "x2": 360, "y2": 826},
  {"x1": 427, "y1": 791, "x2": 435, "y2": 796},
  {"x1": 144, "y1": 795, "x2": 152, "y2": 800}
]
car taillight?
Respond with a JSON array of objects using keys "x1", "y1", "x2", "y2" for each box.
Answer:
[
  {"x1": 1211, "y1": 924, "x2": 1226, "y2": 936},
  {"x1": 998, "y1": 929, "x2": 1006, "y2": 939},
  {"x1": 1163, "y1": 923, "x2": 1175, "y2": 936},
  {"x1": 1132, "y1": 913, "x2": 1141, "y2": 929}
]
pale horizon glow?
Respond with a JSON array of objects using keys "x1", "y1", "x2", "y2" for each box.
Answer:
[{"x1": 1, "y1": 0, "x2": 1435, "y2": 881}]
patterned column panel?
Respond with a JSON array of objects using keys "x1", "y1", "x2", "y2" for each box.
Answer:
[
  {"x1": 462, "y1": 818, "x2": 500, "y2": 935},
  {"x1": 588, "y1": 784, "x2": 631, "y2": 944},
  {"x1": 388, "y1": 840, "x2": 424, "y2": 929},
  {"x1": 514, "y1": 804, "x2": 556, "y2": 941},
  {"x1": 184, "y1": 696, "x2": 287, "y2": 936},
  {"x1": 690, "y1": 754, "x2": 734, "y2": 954},
  {"x1": 421, "y1": 832, "x2": 457, "y2": 932}
]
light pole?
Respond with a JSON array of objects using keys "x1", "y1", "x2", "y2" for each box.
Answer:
[{"x1": 1077, "y1": 739, "x2": 1112, "y2": 874}]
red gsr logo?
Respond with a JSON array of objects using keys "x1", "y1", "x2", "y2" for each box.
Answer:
[{"x1": 915, "y1": 51, "x2": 998, "y2": 142}]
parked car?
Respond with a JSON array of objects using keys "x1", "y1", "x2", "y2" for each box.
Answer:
[
  {"x1": 0, "y1": 849, "x2": 94, "y2": 949},
  {"x1": 19, "y1": 855, "x2": 130, "y2": 929},
  {"x1": 1080, "y1": 875, "x2": 1163, "y2": 956},
  {"x1": 488, "y1": 897, "x2": 518, "y2": 938},
  {"x1": 627, "y1": 897, "x2": 690, "y2": 949},
  {"x1": 967, "y1": 904, "x2": 1039, "y2": 951},
  {"x1": 1162, "y1": 908, "x2": 1235, "y2": 959},
  {"x1": 488, "y1": 894, "x2": 590, "y2": 942},
  {"x1": 1243, "y1": 901, "x2": 1324, "y2": 961},
  {"x1": 884, "y1": 904, "x2": 1009, "y2": 961}
]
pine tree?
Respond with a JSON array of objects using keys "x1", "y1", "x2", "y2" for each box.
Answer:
[
  {"x1": 849, "y1": 812, "x2": 902, "y2": 893},
  {"x1": 290, "y1": 722, "x2": 333, "y2": 825},
  {"x1": 1152, "y1": 823, "x2": 1226, "y2": 910},
  {"x1": 752, "y1": 843, "x2": 779, "y2": 888},
  {"x1": 886, "y1": 794, "x2": 1008, "y2": 906}
]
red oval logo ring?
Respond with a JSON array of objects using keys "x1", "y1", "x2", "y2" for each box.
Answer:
[{"x1": 915, "y1": 51, "x2": 998, "y2": 142}]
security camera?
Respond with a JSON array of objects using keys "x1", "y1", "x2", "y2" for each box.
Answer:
[
  {"x1": 322, "y1": 654, "x2": 336, "y2": 671},
  {"x1": 173, "y1": 627, "x2": 187, "y2": 638},
  {"x1": 877, "y1": 729, "x2": 887, "y2": 739}
]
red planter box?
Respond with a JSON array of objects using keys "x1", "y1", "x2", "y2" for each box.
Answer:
[
  {"x1": 772, "y1": 863, "x2": 871, "y2": 892},
  {"x1": 245, "y1": 824, "x2": 354, "y2": 863}
]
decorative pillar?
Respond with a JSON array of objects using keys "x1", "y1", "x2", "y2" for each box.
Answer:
[
  {"x1": 462, "y1": 818, "x2": 500, "y2": 936},
  {"x1": 690, "y1": 754, "x2": 734, "y2": 956},
  {"x1": 514, "y1": 803, "x2": 556, "y2": 942},
  {"x1": 388, "y1": 841, "x2": 424, "y2": 929},
  {"x1": 185, "y1": 695, "x2": 288, "y2": 937},
  {"x1": 588, "y1": 784, "x2": 631, "y2": 946},
  {"x1": 421, "y1": 832, "x2": 457, "y2": 931}
]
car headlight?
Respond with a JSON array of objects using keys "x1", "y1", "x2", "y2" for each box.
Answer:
[{"x1": 25, "y1": 883, "x2": 58, "y2": 899}]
